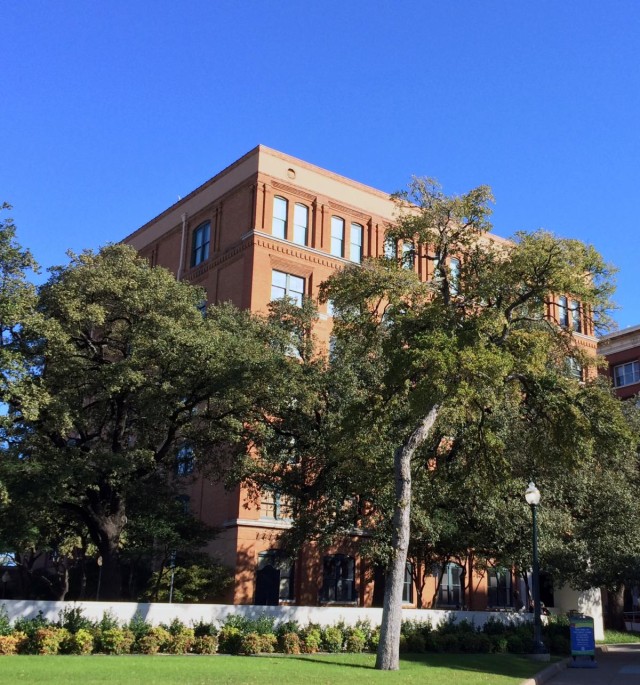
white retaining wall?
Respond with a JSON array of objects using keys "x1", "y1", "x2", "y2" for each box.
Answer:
[{"x1": 1, "y1": 599, "x2": 534, "y2": 632}]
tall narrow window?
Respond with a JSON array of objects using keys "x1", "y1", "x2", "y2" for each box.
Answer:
[
  {"x1": 293, "y1": 203, "x2": 308, "y2": 246},
  {"x1": 402, "y1": 563, "x2": 413, "y2": 604},
  {"x1": 384, "y1": 237, "x2": 397, "y2": 259},
  {"x1": 271, "y1": 270, "x2": 305, "y2": 307},
  {"x1": 449, "y1": 258, "x2": 460, "y2": 295},
  {"x1": 191, "y1": 222, "x2": 210, "y2": 267},
  {"x1": 175, "y1": 443, "x2": 195, "y2": 476},
  {"x1": 570, "y1": 300, "x2": 582, "y2": 333},
  {"x1": 487, "y1": 568, "x2": 512, "y2": 607},
  {"x1": 331, "y1": 216, "x2": 345, "y2": 258},
  {"x1": 402, "y1": 241, "x2": 415, "y2": 269},
  {"x1": 438, "y1": 563, "x2": 463, "y2": 606},
  {"x1": 272, "y1": 196, "x2": 288, "y2": 239},
  {"x1": 558, "y1": 296, "x2": 569, "y2": 327},
  {"x1": 350, "y1": 223, "x2": 363, "y2": 263}
]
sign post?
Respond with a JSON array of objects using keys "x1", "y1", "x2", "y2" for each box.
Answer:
[{"x1": 568, "y1": 614, "x2": 597, "y2": 669}]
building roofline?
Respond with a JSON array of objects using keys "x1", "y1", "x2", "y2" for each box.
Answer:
[
  {"x1": 599, "y1": 323, "x2": 640, "y2": 342},
  {"x1": 121, "y1": 145, "x2": 263, "y2": 244}
]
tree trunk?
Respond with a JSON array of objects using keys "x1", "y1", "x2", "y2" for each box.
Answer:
[
  {"x1": 605, "y1": 585, "x2": 627, "y2": 631},
  {"x1": 375, "y1": 406, "x2": 439, "y2": 671}
]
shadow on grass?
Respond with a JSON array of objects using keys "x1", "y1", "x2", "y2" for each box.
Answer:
[{"x1": 288, "y1": 655, "x2": 375, "y2": 670}]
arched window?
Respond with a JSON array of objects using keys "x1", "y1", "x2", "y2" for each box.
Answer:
[{"x1": 350, "y1": 223, "x2": 363, "y2": 263}]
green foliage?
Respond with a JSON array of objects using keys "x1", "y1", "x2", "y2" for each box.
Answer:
[
  {"x1": 218, "y1": 626, "x2": 243, "y2": 655},
  {"x1": 128, "y1": 613, "x2": 152, "y2": 641},
  {"x1": 192, "y1": 619, "x2": 217, "y2": 638},
  {"x1": 322, "y1": 626, "x2": 344, "y2": 653},
  {"x1": 59, "y1": 627, "x2": 94, "y2": 655},
  {"x1": 0, "y1": 605, "x2": 12, "y2": 636},
  {"x1": 167, "y1": 628, "x2": 194, "y2": 654},
  {"x1": 58, "y1": 606, "x2": 94, "y2": 634},
  {"x1": 32, "y1": 627, "x2": 65, "y2": 655},
  {"x1": 137, "y1": 626, "x2": 170, "y2": 655},
  {"x1": 192, "y1": 634, "x2": 218, "y2": 654},
  {"x1": 301, "y1": 626, "x2": 322, "y2": 654},
  {"x1": 143, "y1": 560, "x2": 232, "y2": 604}
]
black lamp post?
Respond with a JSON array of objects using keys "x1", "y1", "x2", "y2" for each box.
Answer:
[{"x1": 525, "y1": 482, "x2": 547, "y2": 655}]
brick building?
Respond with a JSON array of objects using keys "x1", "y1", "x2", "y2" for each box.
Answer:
[
  {"x1": 598, "y1": 325, "x2": 640, "y2": 400},
  {"x1": 123, "y1": 145, "x2": 598, "y2": 610}
]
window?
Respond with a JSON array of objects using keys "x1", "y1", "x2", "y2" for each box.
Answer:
[
  {"x1": 271, "y1": 270, "x2": 305, "y2": 307},
  {"x1": 449, "y1": 258, "x2": 460, "y2": 295},
  {"x1": 487, "y1": 568, "x2": 512, "y2": 607},
  {"x1": 272, "y1": 196, "x2": 288, "y2": 239},
  {"x1": 191, "y1": 222, "x2": 210, "y2": 267},
  {"x1": 570, "y1": 300, "x2": 582, "y2": 333},
  {"x1": 257, "y1": 551, "x2": 295, "y2": 602},
  {"x1": 402, "y1": 241, "x2": 415, "y2": 269},
  {"x1": 613, "y1": 361, "x2": 640, "y2": 388},
  {"x1": 403, "y1": 562, "x2": 413, "y2": 604},
  {"x1": 321, "y1": 554, "x2": 356, "y2": 603},
  {"x1": 176, "y1": 494, "x2": 190, "y2": 514},
  {"x1": 384, "y1": 238, "x2": 397, "y2": 259},
  {"x1": 197, "y1": 300, "x2": 207, "y2": 317},
  {"x1": 176, "y1": 443, "x2": 195, "y2": 476},
  {"x1": 566, "y1": 356, "x2": 583, "y2": 381},
  {"x1": 326, "y1": 299, "x2": 335, "y2": 317},
  {"x1": 438, "y1": 563, "x2": 463, "y2": 606},
  {"x1": 350, "y1": 223, "x2": 363, "y2": 263},
  {"x1": 260, "y1": 490, "x2": 291, "y2": 520},
  {"x1": 557, "y1": 296, "x2": 569, "y2": 327},
  {"x1": 331, "y1": 216, "x2": 345, "y2": 258},
  {"x1": 293, "y1": 203, "x2": 308, "y2": 246}
]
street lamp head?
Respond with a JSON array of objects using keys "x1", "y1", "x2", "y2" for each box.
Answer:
[{"x1": 525, "y1": 481, "x2": 541, "y2": 506}]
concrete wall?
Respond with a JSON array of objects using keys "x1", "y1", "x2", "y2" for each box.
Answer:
[{"x1": 1, "y1": 598, "x2": 534, "y2": 632}]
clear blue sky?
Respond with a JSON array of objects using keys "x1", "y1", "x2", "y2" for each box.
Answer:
[{"x1": 3, "y1": 1, "x2": 639, "y2": 328}]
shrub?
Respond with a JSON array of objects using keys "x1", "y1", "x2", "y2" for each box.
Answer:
[
  {"x1": 193, "y1": 620, "x2": 217, "y2": 638},
  {"x1": 368, "y1": 628, "x2": 380, "y2": 652},
  {"x1": 241, "y1": 632, "x2": 263, "y2": 655},
  {"x1": 0, "y1": 605, "x2": 12, "y2": 636},
  {"x1": 550, "y1": 635, "x2": 570, "y2": 655},
  {"x1": 33, "y1": 627, "x2": 65, "y2": 655},
  {"x1": 345, "y1": 628, "x2": 367, "y2": 653},
  {"x1": 275, "y1": 620, "x2": 300, "y2": 638},
  {"x1": 483, "y1": 617, "x2": 508, "y2": 636},
  {"x1": 437, "y1": 633, "x2": 460, "y2": 653},
  {"x1": 97, "y1": 627, "x2": 134, "y2": 655},
  {"x1": 490, "y1": 635, "x2": 508, "y2": 653},
  {"x1": 97, "y1": 610, "x2": 120, "y2": 632},
  {"x1": 58, "y1": 606, "x2": 94, "y2": 634},
  {"x1": 506, "y1": 634, "x2": 524, "y2": 654},
  {"x1": 280, "y1": 632, "x2": 301, "y2": 655},
  {"x1": 168, "y1": 628, "x2": 195, "y2": 654},
  {"x1": 218, "y1": 626, "x2": 243, "y2": 655},
  {"x1": 138, "y1": 626, "x2": 170, "y2": 655},
  {"x1": 128, "y1": 614, "x2": 152, "y2": 644},
  {"x1": 60, "y1": 627, "x2": 94, "y2": 655},
  {"x1": 322, "y1": 626, "x2": 343, "y2": 653},
  {"x1": 460, "y1": 633, "x2": 491, "y2": 653},
  {"x1": 192, "y1": 635, "x2": 218, "y2": 654},
  {"x1": 406, "y1": 632, "x2": 426, "y2": 653},
  {"x1": 14, "y1": 612, "x2": 50, "y2": 644},
  {"x1": 398, "y1": 634, "x2": 408, "y2": 652},
  {"x1": 302, "y1": 627, "x2": 322, "y2": 654},
  {"x1": 165, "y1": 618, "x2": 188, "y2": 636},
  {"x1": 0, "y1": 634, "x2": 21, "y2": 655},
  {"x1": 260, "y1": 633, "x2": 277, "y2": 653}
]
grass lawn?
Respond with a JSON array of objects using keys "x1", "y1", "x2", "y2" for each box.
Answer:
[
  {"x1": 600, "y1": 630, "x2": 640, "y2": 644},
  {"x1": 0, "y1": 653, "x2": 551, "y2": 685}
]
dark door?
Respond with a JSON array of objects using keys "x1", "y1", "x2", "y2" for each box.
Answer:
[{"x1": 255, "y1": 564, "x2": 280, "y2": 605}]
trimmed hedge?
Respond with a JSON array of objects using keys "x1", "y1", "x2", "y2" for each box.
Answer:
[{"x1": 0, "y1": 603, "x2": 571, "y2": 656}]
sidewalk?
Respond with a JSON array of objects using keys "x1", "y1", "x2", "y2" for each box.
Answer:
[{"x1": 523, "y1": 644, "x2": 640, "y2": 685}]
